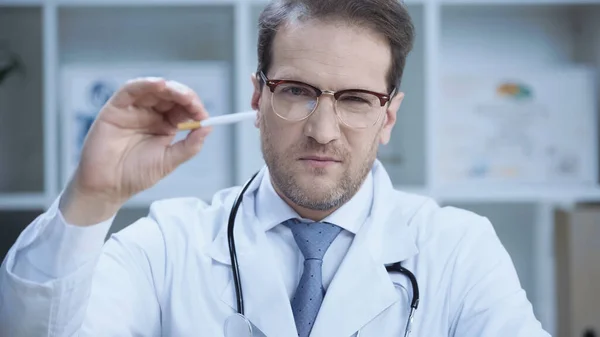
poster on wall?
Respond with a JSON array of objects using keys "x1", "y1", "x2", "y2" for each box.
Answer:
[
  {"x1": 435, "y1": 66, "x2": 597, "y2": 188},
  {"x1": 60, "y1": 62, "x2": 232, "y2": 204}
]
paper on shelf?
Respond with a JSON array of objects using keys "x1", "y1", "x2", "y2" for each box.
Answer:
[{"x1": 436, "y1": 66, "x2": 597, "y2": 188}]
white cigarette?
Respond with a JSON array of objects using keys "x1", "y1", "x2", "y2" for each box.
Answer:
[{"x1": 177, "y1": 110, "x2": 256, "y2": 130}]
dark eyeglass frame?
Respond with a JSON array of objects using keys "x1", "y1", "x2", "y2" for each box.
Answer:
[{"x1": 258, "y1": 71, "x2": 396, "y2": 128}]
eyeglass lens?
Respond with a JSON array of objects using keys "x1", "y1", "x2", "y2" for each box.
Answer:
[{"x1": 271, "y1": 82, "x2": 384, "y2": 128}]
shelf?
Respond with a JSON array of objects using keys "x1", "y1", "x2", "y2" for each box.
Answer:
[
  {"x1": 0, "y1": 6, "x2": 45, "y2": 195},
  {"x1": 247, "y1": 0, "x2": 429, "y2": 4},
  {"x1": 0, "y1": 0, "x2": 41, "y2": 6},
  {"x1": 440, "y1": 3, "x2": 600, "y2": 69},
  {"x1": 379, "y1": 3, "x2": 427, "y2": 186},
  {"x1": 393, "y1": 185, "x2": 431, "y2": 197},
  {"x1": 0, "y1": 209, "x2": 44, "y2": 259},
  {"x1": 5, "y1": 0, "x2": 589, "y2": 7},
  {"x1": 441, "y1": 0, "x2": 600, "y2": 4},
  {"x1": 398, "y1": 185, "x2": 600, "y2": 203},
  {"x1": 58, "y1": 5, "x2": 235, "y2": 63},
  {"x1": 123, "y1": 188, "x2": 215, "y2": 209},
  {"x1": 56, "y1": 0, "x2": 238, "y2": 6},
  {"x1": 0, "y1": 193, "x2": 49, "y2": 210},
  {"x1": 52, "y1": 0, "x2": 429, "y2": 5}
]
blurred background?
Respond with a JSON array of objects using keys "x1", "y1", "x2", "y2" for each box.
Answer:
[{"x1": 0, "y1": 0, "x2": 598, "y2": 336}]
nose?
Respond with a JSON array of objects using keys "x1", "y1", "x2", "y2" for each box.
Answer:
[{"x1": 303, "y1": 93, "x2": 341, "y2": 144}]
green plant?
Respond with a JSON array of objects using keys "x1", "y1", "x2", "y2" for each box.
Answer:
[{"x1": 0, "y1": 48, "x2": 25, "y2": 86}]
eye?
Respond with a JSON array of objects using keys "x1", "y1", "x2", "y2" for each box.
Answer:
[
  {"x1": 340, "y1": 92, "x2": 376, "y2": 105},
  {"x1": 342, "y1": 95, "x2": 369, "y2": 103},
  {"x1": 280, "y1": 85, "x2": 312, "y2": 96}
]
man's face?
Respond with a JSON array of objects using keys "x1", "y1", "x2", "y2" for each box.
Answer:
[{"x1": 251, "y1": 19, "x2": 404, "y2": 212}]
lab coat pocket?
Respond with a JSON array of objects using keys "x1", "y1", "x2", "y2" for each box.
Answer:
[{"x1": 352, "y1": 280, "x2": 411, "y2": 337}]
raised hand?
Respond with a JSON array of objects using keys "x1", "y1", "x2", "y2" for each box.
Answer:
[{"x1": 59, "y1": 77, "x2": 212, "y2": 226}]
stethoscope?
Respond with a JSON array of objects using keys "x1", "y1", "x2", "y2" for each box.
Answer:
[{"x1": 224, "y1": 172, "x2": 420, "y2": 337}]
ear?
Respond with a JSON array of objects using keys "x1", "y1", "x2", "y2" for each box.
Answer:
[
  {"x1": 251, "y1": 73, "x2": 262, "y2": 128},
  {"x1": 379, "y1": 91, "x2": 404, "y2": 145}
]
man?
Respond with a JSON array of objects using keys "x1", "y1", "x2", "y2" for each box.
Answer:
[{"x1": 0, "y1": 0, "x2": 550, "y2": 336}]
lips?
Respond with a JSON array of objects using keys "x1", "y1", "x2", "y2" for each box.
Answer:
[{"x1": 299, "y1": 155, "x2": 341, "y2": 162}]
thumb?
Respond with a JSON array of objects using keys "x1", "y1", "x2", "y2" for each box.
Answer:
[{"x1": 164, "y1": 127, "x2": 212, "y2": 172}]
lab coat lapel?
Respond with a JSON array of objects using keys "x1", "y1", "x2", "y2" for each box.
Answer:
[
  {"x1": 310, "y1": 162, "x2": 421, "y2": 336},
  {"x1": 309, "y1": 229, "x2": 401, "y2": 337},
  {"x1": 208, "y1": 168, "x2": 297, "y2": 337},
  {"x1": 222, "y1": 222, "x2": 298, "y2": 337}
]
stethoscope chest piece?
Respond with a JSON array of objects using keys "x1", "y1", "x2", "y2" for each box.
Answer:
[{"x1": 224, "y1": 314, "x2": 253, "y2": 337}]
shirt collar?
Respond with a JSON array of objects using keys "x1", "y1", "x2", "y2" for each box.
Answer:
[{"x1": 255, "y1": 167, "x2": 374, "y2": 234}]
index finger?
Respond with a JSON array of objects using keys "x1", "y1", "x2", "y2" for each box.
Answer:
[
  {"x1": 161, "y1": 80, "x2": 209, "y2": 121},
  {"x1": 109, "y1": 77, "x2": 167, "y2": 109},
  {"x1": 109, "y1": 77, "x2": 208, "y2": 121}
]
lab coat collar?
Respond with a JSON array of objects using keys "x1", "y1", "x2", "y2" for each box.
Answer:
[
  {"x1": 362, "y1": 159, "x2": 421, "y2": 264},
  {"x1": 207, "y1": 160, "x2": 421, "y2": 336}
]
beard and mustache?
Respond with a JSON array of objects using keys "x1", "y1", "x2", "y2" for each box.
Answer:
[{"x1": 260, "y1": 115, "x2": 379, "y2": 211}]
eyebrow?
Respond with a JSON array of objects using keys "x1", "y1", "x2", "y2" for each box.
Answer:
[
  {"x1": 271, "y1": 69, "x2": 307, "y2": 82},
  {"x1": 269, "y1": 69, "x2": 388, "y2": 94}
]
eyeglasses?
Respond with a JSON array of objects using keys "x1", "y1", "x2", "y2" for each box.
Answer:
[{"x1": 259, "y1": 71, "x2": 396, "y2": 129}]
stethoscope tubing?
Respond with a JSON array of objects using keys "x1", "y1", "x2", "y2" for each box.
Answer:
[
  {"x1": 227, "y1": 171, "x2": 259, "y2": 315},
  {"x1": 386, "y1": 262, "x2": 420, "y2": 310}
]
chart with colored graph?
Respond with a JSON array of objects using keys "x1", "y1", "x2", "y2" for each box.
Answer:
[{"x1": 436, "y1": 66, "x2": 597, "y2": 187}]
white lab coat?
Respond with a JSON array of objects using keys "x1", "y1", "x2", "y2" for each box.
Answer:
[{"x1": 0, "y1": 161, "x2": 550, "y2": 336}]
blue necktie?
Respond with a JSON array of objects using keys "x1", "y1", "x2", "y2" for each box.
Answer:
[{"x1": 284, "y1": 219, "x2": 343, "y2": 337}]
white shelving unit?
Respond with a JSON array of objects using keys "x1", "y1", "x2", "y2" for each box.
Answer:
[{"x1": 1, "y1": 0, "x2": 599, "y2": 334}]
